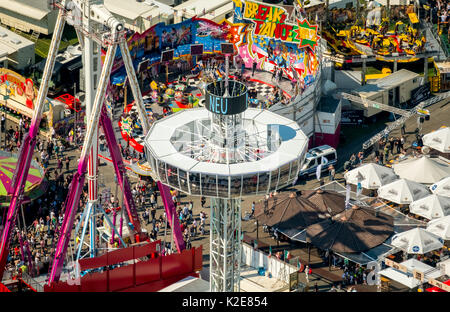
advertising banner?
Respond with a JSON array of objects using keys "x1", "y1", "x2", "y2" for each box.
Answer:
[{"x1": 0, "y1": 68, "x2": 38, "y2": 113}]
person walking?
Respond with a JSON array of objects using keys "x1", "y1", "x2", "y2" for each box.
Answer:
[
  {"x1": 357, "y1": 151, "x2": 364, "y2": 165},
  {"x1": 252, "y1": 60, "x2": 257, "y2": 76},
  {"x1": 65, "y1": 156, "x2": 70, "y2": 172},
  {"x1": 201, "y1": 196, "x2": 206, "y2": 208},
  {"x1": 329, "y1": 165, "x2": 335, "y2": 181},
  {"x1": 399, "y1": 136, "x2": 405, "y2": 153}
]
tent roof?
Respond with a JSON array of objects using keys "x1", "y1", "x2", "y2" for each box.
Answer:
[
  {"x1": 423, "y1": 127, "x2": 450, "y2": 153},
  {"x1": 344, "y1": 163, "x2": 397, "y2": 189},
  {"x1": 392, "y1": 156, "x2": 450, "y2": 185},
  {"x1": 255, "y1": 192, "x2": 333, "y2": 232},
  {"x1": 430, "y1": 176, "x2": 450, "y2": 197},
  {"x1": 306, "y1": 206, "x2": 394, "y2": 253},
  {"x1": 301, "y1": 189, "x2": 347, "y2": 216},
  {"x1": 391, "y1": 227, "x2": 444, "y2": 254},
  {"x1": 377, "y1": 178, "x2": 430, "y2": 204},
  {"x1": 410, "y1": 194, "x2": 450, "y2": 220}
]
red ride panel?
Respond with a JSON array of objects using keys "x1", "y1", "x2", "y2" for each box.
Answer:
[
  {"x1": 161, "y1": 252, "x2": 190, "y2": 279},
  {"x1": 78, "y1": 253, "x2": 108, "y2": 271},
  {"x1": 194, "y1": 246, "x2": 203, "y2": 272},
  {"x1": 108, "y1": 265, "x2": 134, "y2": 291},
  {"x1": 133, "y1": 241, "x2": 160, "y2": 259},
  {"x1": 135, "y1": 258, "x2": 161, "y2": 286},
  {"x1": 80, "y1": 272, "x2": 108, "y2": 292},
  {"x1": 107, "y1": 247, "x2": 134, "y2": 266}
]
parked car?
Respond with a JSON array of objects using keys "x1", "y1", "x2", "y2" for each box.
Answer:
[{"x1": 299, "y1": 145, "x2": 337, "y2": 177}]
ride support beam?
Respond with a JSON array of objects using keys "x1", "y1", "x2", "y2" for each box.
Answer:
[
  {"x1": 0, "y1": 7, "x2": 66, "y2": 280},
  {"x1": 119, "y1": 41, "x2": 151, "y2": 135},
  {"x1": 99, "y1": 104, "x2": 143, "y2": 238},
  {"x1": 48, "y1": 40, "x2": 118, "y2": 284}
]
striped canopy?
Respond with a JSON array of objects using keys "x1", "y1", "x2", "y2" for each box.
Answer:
[{"x1": 0, "y1": 156, "x2": 44, "y2": 196}]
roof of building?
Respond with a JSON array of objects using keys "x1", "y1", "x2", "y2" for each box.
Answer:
[
  {"x1": 0, "y1": 0, "x2": 51, "y2": 21},
  {"x1": 174, "y1": 0, "x2": 231, "y2": 17},
  {"x1": 318, "y1": 96, "x2": 340, "y2": 114},
  {"x1": 358, "y1": 69, "x2": 420, "y2": 96},
  {"x1": 104, "y1": 0, "x2": 173, "y2": 20},
  {"x1": 0, "y1": 26, "x2": 34, "y2": 54}
]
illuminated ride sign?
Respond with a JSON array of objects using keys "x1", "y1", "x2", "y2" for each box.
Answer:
[
  {"x1": 205, "y1": 80, "x2": 248, "y2": 116},
  {"x1": 243, "y1": 0, "x2": 319, "y2": 51}
]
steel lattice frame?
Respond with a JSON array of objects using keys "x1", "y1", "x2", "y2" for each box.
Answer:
[{"x1": 209, "y1": 197, "x2": 242, "y2": 292}]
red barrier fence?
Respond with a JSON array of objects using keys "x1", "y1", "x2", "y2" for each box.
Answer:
[
  {"x1": 44, "y1": 241, "x2": 203, "y2": 292},
  {"x1": 0, "y1": 282, "x2": 10, "y2": 292}
]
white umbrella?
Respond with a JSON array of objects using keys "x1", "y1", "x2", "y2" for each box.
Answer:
[
  {"x1": 423, "y1": 126, "x2": 450, "y2": 153},
  {"x1": 344, "y1": 163, "x2": 398, "y2": 189},
  {"x1": 409, "y1": 194, "x2": 450, "y2": 220},
  {"x1": 392, "y1": 156, "x2": 450, "y2": 185},
  {"x1": 377, "y1": 178, "x2": 430, "y2": 204},
  {"x1": 430, "y1": 176, "x2": 450, "y2": 197},
  {"x1": 427, "y1": 216, "x2": 450, "y2": 240},
  {"x1": 391, "y1": 228, "x2": 444, "y2": 254}
]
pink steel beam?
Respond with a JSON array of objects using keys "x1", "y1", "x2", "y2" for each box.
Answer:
[
  {"x1": 99, "y1": 104, "x2": 143, "y2": 237},
  {"x1": 48, "y1": 41, "x2": 118, "y2": 284},
  {"x1": 157, "y1": 182, "x2": 185, "y2": 253},
  {"x1": 0, "y1": 9, "x2": 66, "y2": 280}
]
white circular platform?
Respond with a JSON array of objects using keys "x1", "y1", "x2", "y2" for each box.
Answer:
[{"x1": 144, "y1": 108, "x2": 308, "y2": 198}]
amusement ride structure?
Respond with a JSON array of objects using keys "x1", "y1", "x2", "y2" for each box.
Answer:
[
  {"x1": 0, "y1": 0, "x2": 155, "y2": 284},
  {"x1": 144, "y1": 59, "x2": 308, "y2": 290},
  {"x1": 0, "y1": 0, "x2": 309, "y2": 292}
]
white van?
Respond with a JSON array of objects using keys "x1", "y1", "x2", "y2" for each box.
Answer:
[{"x1": 299, "y1": 145, "x2": 337, "y2": 177}]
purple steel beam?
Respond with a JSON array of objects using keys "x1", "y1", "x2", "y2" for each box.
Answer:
[
  {"x1": 48, "y1": 158, "x2": 88, "y2": 284},
  {"x1": 24, "y1": 240, "x2": 33, "y2": 277},
  {"x1": 99, "y1": 104, "x2": 143, "y2": 237},
  {"x1": 18, "y1": 232, "x2": 25, "y2": 263},
  {"x1": 157, "y1": 182, "x2": 185, "y2": 253}
]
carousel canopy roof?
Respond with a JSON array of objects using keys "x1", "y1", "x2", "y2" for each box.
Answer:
[
  {"x1": 306, "y1": 205, "x2": 394, "y2": 253},
  {"x1": 0, "y1": 153, "x2": 44, "y2": 197},
  {"x1": 300, "y1": 189, "x2": 347, "y2": 216},
  {"x1": 255, "y1": 192, "x2": 337, "y2": 236}
]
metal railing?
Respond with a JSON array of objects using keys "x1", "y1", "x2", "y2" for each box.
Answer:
[
  {"x1": 425, "y1": 21, "x2": 450, "y2": 60},
  {"x1": 20, "y1": 272, "x2": 44, "y2": 292}
]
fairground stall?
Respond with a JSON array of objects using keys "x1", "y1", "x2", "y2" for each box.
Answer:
[{"x1": 0, "y1": 68, "x2": 73, "y2": 138}]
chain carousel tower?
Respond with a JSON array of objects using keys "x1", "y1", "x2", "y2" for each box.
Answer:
[{"x1": 144, "y1": 77, "x2": 308, "y2": 291}]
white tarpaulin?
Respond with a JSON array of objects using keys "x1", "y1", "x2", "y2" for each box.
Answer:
[
  {"x1": 392, "y1": 156, "x2": 450, "y2": 185},
  {"x1": 377, "y1": 179, "x2": 430, "y2": 204},
  {"x1": 410, "y1": 194, "x2": 450, "y2": 220},
  {"x1": 427, "y1": 216, "x2": 450, "y2": 240},
  {"x1": 423, "y1": 127, "x2": 450, "y2": 153},
  {"x1": 430, "y1": 176, "x2": 450, "y2": 197},
  {"x1": 344, "y1": 163, "x2": 398, "y2": 190},
  {"x1": 391, "y1": 228, "x2": 444, "y2": 254}
]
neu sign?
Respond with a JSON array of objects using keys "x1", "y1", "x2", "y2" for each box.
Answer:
[{"x1": 205, "y1": 81, "x2": 248, "y2": 116}]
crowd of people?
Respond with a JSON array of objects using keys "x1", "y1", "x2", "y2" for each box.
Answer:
[
  {"x1": 424, "y1": 0, "x2": 450, "y2": 45},
  {"x1": 2, "y1": 131, "x2": 78, "y2": 278}
]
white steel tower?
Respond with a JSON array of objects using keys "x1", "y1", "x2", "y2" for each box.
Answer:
[{"x1": 144, "y1": 79, "x2": 308, "y2": 291}]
